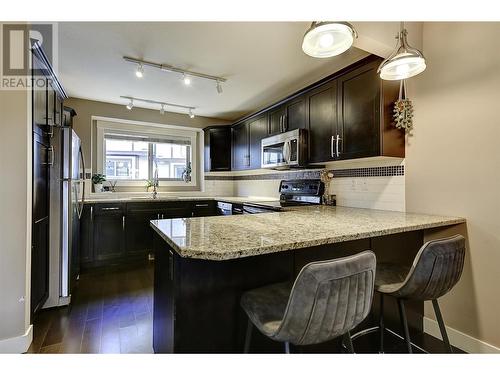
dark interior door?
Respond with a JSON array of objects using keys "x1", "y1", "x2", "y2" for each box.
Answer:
[
  {"x1": 232, "y1": 122, "x2": 249, "y2": 170},
  {"x1": 248, "y1": 115, "x2": 268, "y2": 169},
  {"x1": 307, "y1": 81, "x2": 338, "y2": 163},
  {"x1": 337, "y1": 62, "x2": 381, "y2": 159},
  {"x1": 31, "y1": 131, "x2": 50, "y2": 315}
]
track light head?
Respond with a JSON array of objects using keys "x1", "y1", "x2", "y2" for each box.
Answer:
[
  {"x1": 216, "y1": 80, "x2": 223, "y2": 94},
  {"x1": 135, "y1": 64, "x2": 144, "y2": 78},
  {"x1": 188, "y1": 109, "x2": 195, "y2": 119},
  {"x1": 183, "y1": 73, "x2": 191, "y2": 86},
  {"x1": 160, "y1": 104, "x2": 165, "y2": 115},
  {"x1": 126, "y1": 99, "x2": 134, "y2": 110}
]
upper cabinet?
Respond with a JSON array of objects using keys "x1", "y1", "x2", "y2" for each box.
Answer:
[
  {"x1": 268, "y1": 97, "x2": 307, "y2": 136},
  {"x1": 248, "y1": 114, "x2": 268, "y2": 169},
  {"x1": 204, "y1": 126, "x2": 231, "y2": 172},
  {"x1": 307, "y1": 81, "x2": 338, "y2": 163},
  {"x1": 206, "y1": 55, "x2": 404, "y2": 172},
  {"x1": 231, "y1": 113, "x2": 268, "y2": 170}
]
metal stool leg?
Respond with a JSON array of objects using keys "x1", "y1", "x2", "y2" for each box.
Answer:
[
  {"x1": 432, "y1": 299, "x2": 453, "y2": 353},
  {"x1": 284, "y1": 341, "x2": 291, "y2": 354},
  {"x1": 397, "y1": 299, "x2": 413, "y2": 353},
  {"x1": 344, "y1": 331, "x2": 355, "y2": 353},
  {"x1": 244, "y1": 318, "x2": 253, "y2": 353},
  {"x1": 379, "y1": 294, "x2": 385, "y2": 353}
]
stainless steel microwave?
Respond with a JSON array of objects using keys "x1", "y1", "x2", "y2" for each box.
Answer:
[{"x1": 261, "y1": 129, "x2": 308, "y2": 169}]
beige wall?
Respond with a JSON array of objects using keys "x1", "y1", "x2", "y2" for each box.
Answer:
[
  {"x1": 65, "y1": 97, "x2": 231, "y2": 169},
  {"x1": 408, "y1": 22, "x2": 500, "y2": 349},
  {"x1": 0, "y1": 88, "x2": 32, "y2": 351}
]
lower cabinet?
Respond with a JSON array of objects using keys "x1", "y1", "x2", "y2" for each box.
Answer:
[
  {"x1": 81, "y1": 200, "x2": 218, "y2": 268},
  {"x1": 93, "y1": 203, "x2": 126, "y2": 263}
]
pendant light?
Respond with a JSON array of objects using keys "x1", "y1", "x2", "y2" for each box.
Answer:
[
  {"x1": 302, "y1": 21, "x2": 357, "y2": 58},
  {"x1": 378, "y1": 22, "x2": 426, "y2": 80}
]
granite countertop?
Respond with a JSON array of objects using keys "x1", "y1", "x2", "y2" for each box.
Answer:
[
  {"x1": 150, "y1": 206, "x2": 465, "y2": 261},
  {"x1": 84, "y1": 195, "x2": 280, "y2": 206}
]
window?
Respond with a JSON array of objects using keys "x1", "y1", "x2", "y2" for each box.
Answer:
[{"x1": 95, "y1": 118, "x2": 200, "y2": 188}]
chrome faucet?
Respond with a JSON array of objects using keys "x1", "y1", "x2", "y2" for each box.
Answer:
[{"x1": 152, "y1": 158, "x2": 159, "y2": 199}]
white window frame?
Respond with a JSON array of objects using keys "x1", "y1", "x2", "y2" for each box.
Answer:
[{"x1": 93, "y1": 116, "x2": 202, "y2": 189}]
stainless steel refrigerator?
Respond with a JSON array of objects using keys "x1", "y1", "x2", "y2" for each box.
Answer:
[{"x1": 46, "y1": 128, "x2": 85, "y2": 308}]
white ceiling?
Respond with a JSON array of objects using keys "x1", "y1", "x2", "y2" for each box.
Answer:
[{"x1": 58, "y1": 22, "x2": 370, "y2": 121}]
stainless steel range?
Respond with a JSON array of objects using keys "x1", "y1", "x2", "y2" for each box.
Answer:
[{"x1": 279, "y1": 179, "x2": 324, "y2": 206}]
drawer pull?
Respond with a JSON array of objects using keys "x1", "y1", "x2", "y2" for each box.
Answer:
[
  {"x1": 195, "y1": 204, "x2": 209, "y2": 208},
  {"x1": 101, "y1": 207, "x2": 120, "y2": 211}
]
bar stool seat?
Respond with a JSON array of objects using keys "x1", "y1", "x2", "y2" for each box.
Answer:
[
  {"x1": 375, "y1": 263, "x2": 410, "y2": 294},
  {"x1": 240, "y1": 251, "x2": 376, "y2": 353},
  {"x1": 240, "y1": 281, "x2": 293, "y2": 337}
]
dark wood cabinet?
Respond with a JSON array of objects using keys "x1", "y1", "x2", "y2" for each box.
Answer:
[
  {"x1": 93, "y1": 204, "x2": 126, "y2": 262},
  {"x1": 231, "y1": 114, "x2": 267, "y2": 171},
  {"x1": 267, "y1": 97, "x2": 306, "y2": 136},
  {"x1": 229, "y1": 55, "x2": 403, "y2": 167},
  {"x1": 80, "y1": 204, "x2": 94, "y2": 265},
  {"x1": 337, "y1": 60, "x2": 381, "y2": 160},
  {"x1": 81, "y1": 200, "x2": 217, "y2": 269},
  {"x1": 204, "y1": 126, "x2": 231, "y2": 172},
  {"x1": 285, "y1": 97, "x2": 307, "y2": 132},
  {"x1": 307, "y1": 81, "x2": 338, "y2": 163},
  {"x1": 232, "y1": 122, "x2": 249, "y2": 170},
  {"x1": 268, "y1": 106, "x2": 285, "y2": 135},
  {"x1": 248, "y1": 114, "x2": 268, "y2": 169},
  {"x1": 191, "y1": 201, "x2": 217, "y2": 217},
  {"x1": 31, "y1": 132, "x2": 50, "y2": 315}
]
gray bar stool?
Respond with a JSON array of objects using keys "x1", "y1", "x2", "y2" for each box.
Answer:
[
  {"x1": 355, "y1": 234, "x2": 465, "y2": 353},
  {"x1": 240, "y1": 251, "x2": 376, "y2": 353}
]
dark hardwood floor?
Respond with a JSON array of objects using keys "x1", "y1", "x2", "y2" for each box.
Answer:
[
  {"x1": 27, "y1": 261, "x2": 463, "y2": 354},
  {"x1": 28, "y1": 263, "x2": 154, "y2": 354}
]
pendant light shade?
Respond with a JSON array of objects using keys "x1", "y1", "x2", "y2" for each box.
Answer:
[
  {"x1": 378, "y1": 25, "x2": 426, "y2": 80},
  {"x1": 302, "y1": 22, "x2": 357, "y2": 58}
]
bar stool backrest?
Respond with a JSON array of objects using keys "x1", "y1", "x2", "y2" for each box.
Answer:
[
  {"x1": 271, "y1": 250, "x2": 376, "y2": 346},
  {"x1": 392, "y1": 234, "x2": 466, "y2": 300}
]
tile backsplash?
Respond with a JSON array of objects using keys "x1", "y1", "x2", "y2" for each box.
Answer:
[{"x1": 206, "y1": 158, "x2": 406, "y2": 211}]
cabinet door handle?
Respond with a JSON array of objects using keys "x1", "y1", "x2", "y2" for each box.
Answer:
[
  {"x1": 162, "y1": 214, "x2": 164, "y2": 219},
  {"x1": 331, "y1": 135, "x2": 335, "y2": 158},
  {"x1": 195, "y1": 203, "x2": 209, "y2": 208},
  {"x1": 157, "y1": 213, "x2": 160, "y2": 220},
  {"x1": 90, "y1": 206, "x2": 93, "y2": 222},
  {"x1": 122, "y1": 215, "x2": 126, "y2": 230},
  {"x1": 283, "y1": 114, "x2": 287, "y2": 132},
  {"x1": 336, "y1": 134, "x2": 342, "y2": 157},
  {"x1": 169, "y1": 250, "x2": 174, "y2": 281}
]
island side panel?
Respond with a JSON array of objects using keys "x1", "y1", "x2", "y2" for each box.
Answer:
[{"x1": 153, "y1": 230, "x2": 427, "y2": 353}]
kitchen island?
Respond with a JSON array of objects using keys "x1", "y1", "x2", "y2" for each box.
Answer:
[{"x1": 150, "y1": 206, "x2": 465, "y2": 353}]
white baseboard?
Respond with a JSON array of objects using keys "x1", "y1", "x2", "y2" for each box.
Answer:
[
  {"x1": 424, "y1": 317, "x2": 500, "y2": 354},
  {"x1": 0, "y1": 325, "x2": 33, "y2": 353}
]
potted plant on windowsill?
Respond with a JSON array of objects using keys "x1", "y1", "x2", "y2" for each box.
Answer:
[{"x1": 92, "y1": 173, "x2": 106, "y2": 193}]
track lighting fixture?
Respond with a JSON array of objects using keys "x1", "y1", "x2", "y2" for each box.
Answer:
[
  {"x1": 135, "y1": 63, "x2": 144, "y2": 78},
  {"x1": 378, "y1": 22, "x2": 426, "y2": 80},
  {"x1": 121, "y1": 96, "x2": 195, "y2": 119},
  {"x1": 302, "y1": 22, "x2": 357, "y2": 58},
  {"x1": 123, "y1": 56, "x2": 227, "y2": 91}
]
